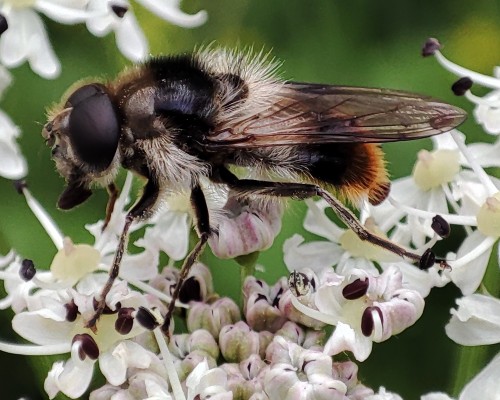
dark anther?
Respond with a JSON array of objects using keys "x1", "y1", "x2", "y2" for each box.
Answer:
[
  {"x1": 255, "y1": 293, "x2": 269, "y2": 303},
  {"x1": 342, "y1": 278, "x2": 369, "y2": 300},
  {"x1": 13, "y1": 180, "x2": 27, "y2": 195},
  {"x1": 72, "y1": 333, "x2": 99, "y2": 360},
  {"x1": 110, "y1": 4, "x2": 128, "y2": 18},
  {"x1": 361, "y1": 306, "x2": 383, "y2": 337},
  {"x1": 65, "y1": 300, "x2": 78, "y2": 322},
  {"x1": 431, "y1": 215, "x2": 451, "y2": 238},
  {"x1": 272, "y1": 287, "x2": 284, "y2": 308},
  {"x1": 179, "y1": 276, "x2": 202, "y2": 303},
  {"x1": 115, "y1": 307, "x2": 134, "y2": 335},
  {"x1": 0, "y1": 14, "x2": 8, "y2": 36},
  {"x1": 452, "y1": 77, "x2": 473, "y2": 96},
  {"x1": 20, "y1": 259, "x2": 36, "y2": 281},
  {"x1": 136, "y1": 307, "x2": 160, "y2": 331},
  {"x1": 422, "y1": 38, "x2": 442, "y2": 57},
  {"x1": 419, "y1": 248, "x2": 436, "y2": 270}
]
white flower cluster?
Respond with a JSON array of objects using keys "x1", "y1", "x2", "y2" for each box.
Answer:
[
  {"x1": 0, "y1": 0, "x2": 206, "y2": 182},
  {"x1": 282, "y1": 38, "x2": 500, "y2": 399},
  {"x1": 1, "y1": 35, "x2": 500, "y2": 399}
]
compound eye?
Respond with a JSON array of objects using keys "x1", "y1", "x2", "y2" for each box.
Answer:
[{"x1": 67, "y1": 84, "x2": 120, "y2": 172}]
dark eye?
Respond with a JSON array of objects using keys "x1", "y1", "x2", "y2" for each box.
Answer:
[{"x1": 67, "y1": 84, "x2": 120, "y2": 172}]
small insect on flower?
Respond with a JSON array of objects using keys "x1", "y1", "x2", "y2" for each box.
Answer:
[{"x1": 41, "y1": 47, "x2": 466, "y2": 334}]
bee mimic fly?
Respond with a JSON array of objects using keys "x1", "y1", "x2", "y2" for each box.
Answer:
[{"x1": 42, "y1": 48, "x2": 466, "y2": 333}]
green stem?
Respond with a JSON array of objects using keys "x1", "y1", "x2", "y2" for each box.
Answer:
[
  {"x1": 235, "y1": 251, "x2": 259, "y2": 305},
  {"x1": 236, "y1": 251, "x2": 259, "y2": 281},
  {"x1": 451, "y1": 345, "x2": 489, "y2": 397}
]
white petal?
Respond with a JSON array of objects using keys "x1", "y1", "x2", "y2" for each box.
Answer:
[
  {"x1": 137, "y1": 0, "x2": 208, "y2": 28},
  {"x1": 459, "y1": 352, "x2": 500, "y2": 400},
  {"x1": 421, "y1": 393, "x2": 454, "y2": 400},
  {"x1": 0, "y1": 9, "x2": 60, "y2": 78},
  {"x1": 449, "y1": 231, "x2": 493, "y2": 295},
  {"x1": 445, "y1": 294, "x2": 500, "y2": 345},
  {"x1": 120, "y1": 247, "x2": 159, "y2": 281},
  {"x1": 115, "y1": 13, "x2": 148, "y2": 62},
  {"x1": 323, "y1": 321, "x2": 373, "y2": 361},
  {"x1": 36, "y1": 0, "x2": 92, "y2": 24},
  {"x1": 0, "y1": 138, "x2": 27, "y2": 179},
  {"x1": 303, "y1": 199, "x2": 344, "y2": 242},
  {"x1": 45, "y1": 357, "x2": 95, "y2": 399},
  {"x1": 100, "y1": 341, "x2": 153, "y2": 386},
  {"x1": 283, "y1": 234, "x2": 343, "y2": 273},
  {"x1": 12, "y1": 311, "x2": 73, "y2": 345},
  {"x1": 466, "y1": 139, "x2": 500, "y2": 168},
  {"x1": 138, "y1": 211, "x2": 190, "y2": 261}
]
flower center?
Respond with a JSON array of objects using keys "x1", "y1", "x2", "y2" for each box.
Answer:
[
  {"x1": 477, "y1": 192, "x2": 500, "y2": 237},
  {"x1": 50, "y1": 238, "x2": 100, "y2": 283},
  {"x1": 412, "y1": 149, "x2": 460, "y2": 191},
  {"x1": 4, "y1": 0, "x2": 36, "y2": 8},
  {"x1": 339, "y1": 219, "x2": 400, "y2": 262},
  {"x1": 166, "y1": 192, "x2": 191, "y2": 213}
]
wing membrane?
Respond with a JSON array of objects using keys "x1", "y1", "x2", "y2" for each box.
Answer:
[{"x1": 207, "y1": 82, "x2": 467, "y2": 148}]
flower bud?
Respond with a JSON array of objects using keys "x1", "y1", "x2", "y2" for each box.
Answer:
[
  {"x1": 243, "y1": 276, "x2": 288, "y2": 333},
  {"x1": 209, "y1": 196, "x2": 283, "y2": 258},
  {"x1": 169, "y1": 329, "x2": 219, "y2": 360},
  {"x1": 222, "y1": 354, "x2": 267, "y2": 399},
  {"x1": 219, "y1": 321, "x2": 261, "y2": 363},
  {"x1": 187, "y1": 297, "x2": 241, "y2": 337}
]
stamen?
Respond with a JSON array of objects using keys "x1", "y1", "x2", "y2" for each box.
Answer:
[
  {"x1": 388, "y1": 196, "x2": 477, "y2": 226},
  {"x1": 419, "y1": 249, "x2": 436, "y2": 270},
  {"x1": 441, "y1": 184, "x2": 474, "y2": 235},
  {"x1": 72, "y1": 334, "x2": 99, "y2": 360},
  {"x1": 179, "y1": 276, "x2": 202, "y2": 303},
  {"x1": 125, "y1": 277, "x2": 190, "y2": 309},
  {"x1": 342, "y1": 279, "x2": 369, "y2": 300},
  {"x1": 65, "y1": 300, "x2": 78, "y2": 322},
  {"x1": 421, "y1": 38, "x2": 442, "y2": 57},
  {"x1": 289, "y1": 295, "x2": 339, "y2": 326},
  {"x1": 136, "y1": 307, "x2": 160, "y2": 330},
  {"x1": 20, "y1": 259, "x2": 36, "y2": 281},
  {"x1": 433, "y1": 48, "x2": 500, "y2": 90},
  {"x1": 450, "y1": 130, "x2": 498, "y2": 196},
  {"x1": 431, "y1": 215, "x2": 451, "y2": 238},
  {"x1": 115, "y1": 307, "x2": 134, "y2": 335},
  {"x1": 153, "y1": 328, "x2": 186, "y2": 400},
  {"x1": 0, "y1": 13, "x2": 7, "y2": 35},
  {"x1": 110, "y1": 4, "x2": 128, "y2": 18},
  {"x1": 452, "y1": 77, "x2": 473, "y2": 96},
  {"x1": 361, "y1": 306, "x2": 381, "y2": 336},
  {"x1": 16, "y1": 181, "x2": 64, "y2": 250},
  {"x1": 450, "y1": 235, "x2": 497, "y2": 268}
]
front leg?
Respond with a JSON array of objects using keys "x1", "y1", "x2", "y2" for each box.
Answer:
[
  {"x1": 161, "y1": 185, "x2": 210, "y2": 335},
  {"x1": 85, "y1": 178, "x2": 160, "y2": 331}
]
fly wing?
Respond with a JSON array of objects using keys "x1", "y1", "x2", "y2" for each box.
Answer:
[{"x1": 206, "y1": 82, "x2": 467, "y2": 148}]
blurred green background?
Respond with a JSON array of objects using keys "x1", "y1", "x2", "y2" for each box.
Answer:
[{"x1": 1, "y1": 0, "x2": 499, "y2": 398}]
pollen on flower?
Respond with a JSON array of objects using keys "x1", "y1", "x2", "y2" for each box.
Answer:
[
  {"x1": 50, "y1": 238, "x2": 101, "y2": 282},
  {"x1": 338, "y1": 218, "x2": 399, "y2": 262},
  {"x1": 476, "y1": 192, "x2": 500, "y2": 237},
  {"x1": 412, "y1": 149, "x2": 461, "y2": 191},
  {"x1": 165, "y1": 192, "x2": 192, "y2": 213}
]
